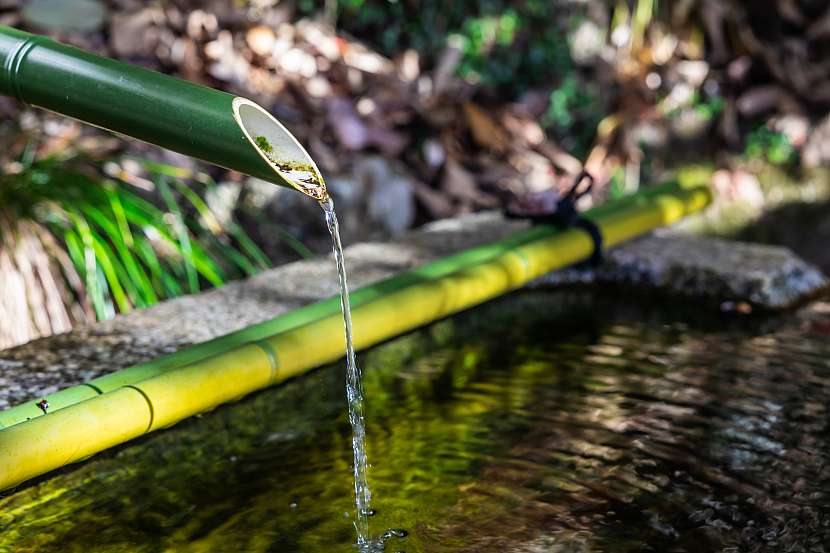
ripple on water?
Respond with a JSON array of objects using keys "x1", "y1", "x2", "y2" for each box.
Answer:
[{"x1": 1, "y1": 292, "x2": 830, "y2": 552}]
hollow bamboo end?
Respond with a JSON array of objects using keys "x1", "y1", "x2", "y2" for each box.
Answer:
[{"x1": 232, "y1": 97, "x2": 328, "y2": 201}]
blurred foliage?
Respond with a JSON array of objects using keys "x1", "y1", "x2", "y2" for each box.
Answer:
[
  {"x1": 607, "y1": 167, "x2": 628, "y2": 199},
  {"x1": 0, "y1": 153, "x2": 270, "y2": 333},
  {"x1": 454, "y1": 6, "x2": 572, "y2": 91},
  {"x1": 744, "y1": 126, "x2": 796, "y2": 166},
  {"x1": 544, "y1": 75, "x2": 601, "y2": 158},
  {"x1": 300, "y1": 0, "x2": 603, "y2": 157},
  {"x1": 303, "y1": 0, "x2": 577, "y2": 93},
  {"x1": 693, "y1": 95, "x2": 726, "y2": 123},
  {"x1": 666, "y1": 91, "x2": 726, "y2": 123}
]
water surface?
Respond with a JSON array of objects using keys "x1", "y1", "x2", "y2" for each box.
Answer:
[{"x1": 2, "y1": 291, "x2": 829, "y2": 552}]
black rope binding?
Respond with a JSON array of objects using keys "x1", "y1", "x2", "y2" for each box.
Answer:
[{"x1": 505, "y1": 170, "x2": 604, "y2": 266}]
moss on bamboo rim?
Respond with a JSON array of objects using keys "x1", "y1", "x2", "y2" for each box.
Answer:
[
  {"x1": 255, "y1": 135, "x2": 326, "y2": 200},
  {"x1": 232, "y1": 97, "x2": 328, "y2": 201}
]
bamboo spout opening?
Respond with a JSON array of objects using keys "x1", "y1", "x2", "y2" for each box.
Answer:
[{"x1": 232, "y1": 97, "x2": 327, "y2": 201}]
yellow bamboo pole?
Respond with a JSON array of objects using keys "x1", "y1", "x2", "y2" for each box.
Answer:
[{"x1": 0, "y1": 184, "x2": 710, "y2": 491}]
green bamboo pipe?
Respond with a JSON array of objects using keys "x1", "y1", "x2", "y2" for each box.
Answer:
[
  {"x1": 0, "y1": 25, "x2": 326, "y2": 199},
  {"x1": 0, "y1": 183, "x2": 711, "y2": 491},
  {"x1": 0, "y1": 180, "x2": 699, "y2": 429}
]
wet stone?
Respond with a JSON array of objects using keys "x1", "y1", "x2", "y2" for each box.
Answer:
[{"x1": 535, "y1": 232, "x2": 829, "y2": 310}]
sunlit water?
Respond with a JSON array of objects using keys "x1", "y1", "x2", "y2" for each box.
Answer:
[
  {"x1": 321, "y1": 197, "x2": 376, "y2": 549},
  {"x1": 2, "y1": 291, "x2": 830, "y2": 552}
]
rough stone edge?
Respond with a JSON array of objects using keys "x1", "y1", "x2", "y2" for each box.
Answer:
[{"x1": 533, "y1": 231, "x2": 829, "y2": 311}]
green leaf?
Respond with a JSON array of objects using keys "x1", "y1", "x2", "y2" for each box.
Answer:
[
  {"x1": 79, "y1": 203, "x2": 157, "y2": 306},
  {"x1": 156, "y1": 176, "x2": 200, "y2": 294}
]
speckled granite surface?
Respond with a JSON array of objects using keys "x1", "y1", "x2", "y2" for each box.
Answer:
[
  {"x1": 535, "y1": 231, "x2": 829, "y2": 309},
  {"x1": 1, "y1": 212, "x2": 826, "y2": 410}
]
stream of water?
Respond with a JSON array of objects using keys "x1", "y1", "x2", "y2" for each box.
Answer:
[{"x1": 321, "y1": 197, "x2": 374, "y2": 548}]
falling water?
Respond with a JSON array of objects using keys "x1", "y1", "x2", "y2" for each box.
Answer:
[{"x1": 321, "y1": 196, "x2": 373, "y2": 546}]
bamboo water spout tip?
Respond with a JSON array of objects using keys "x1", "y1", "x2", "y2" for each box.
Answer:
[{"x1": 232, "y1": 97, "x2": 327, "y2": 201}]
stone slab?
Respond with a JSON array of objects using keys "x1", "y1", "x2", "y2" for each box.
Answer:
[{"x1": 535, "y1": 231, "x2": 829, "y2": 310}]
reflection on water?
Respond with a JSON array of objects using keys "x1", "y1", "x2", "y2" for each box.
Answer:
[{"x1": 1, "y1": 291, "x2": 829, "y2": 552}]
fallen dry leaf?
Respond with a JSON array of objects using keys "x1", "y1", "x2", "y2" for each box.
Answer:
[
  {"x1": 246, "y1": 25, "x2": 276, "y2": 57},
  {"x1": 411, "y1": 180, "x2": 454, "y2": 219},
  {"x1": 463, "y1": 102, "x2": 508, "y2": 154},
  {"x1": 326, "y1": 97, "x2": 370, "y2": 150},
  {"x1": 442, "y1": 158, "x2": 498, "y2": 207}
]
